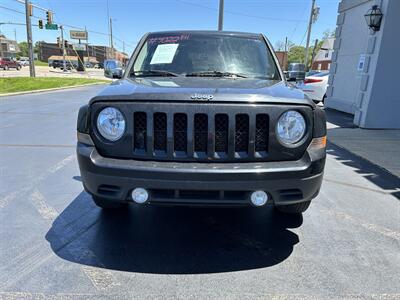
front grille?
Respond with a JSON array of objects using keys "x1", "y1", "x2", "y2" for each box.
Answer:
[
  {"x1": 194, "y1": 114, "x2": 208, "y2": 153},
  {"x1": 215, "y1": 114, "x2": 228, "y2": 153},
  {"x1": 235, "y1": 114, "x2": 249, "y2": 153},
  {"x1": 174, "y1": 113, "x2": 187, "y2": 152},
  {"x1": 255, "y1": 114, "x2": 269, "y2": 153},
  {"x1": 154, "y1": 113, "x2": 167, "y2": 152},
  {"x1": 134, "y1": 112, "x2": 147, "y2": 152},
  {"x1": 132, "y1": 111, "x2": 270, "y2": 161}
]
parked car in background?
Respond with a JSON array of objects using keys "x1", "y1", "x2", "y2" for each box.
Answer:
[
  {"x1": 104, "y1": 59, "x2": 123, "y2": 78},
  {"x1": 18, "y1": 57, "x2": 30, "y2": 66},
  {"x1": 306, "y1": 70, "x2": 320, "y2": 77},
  {"x1": 0, "y1": 57, "x2": 21, "y2": 70},
  {"x1": 298, "y1": 71, "x2": 329, "y2": 103},
  {"x1": 51, "y1": 60, "x2": 76, "y2": 70},
  {"x1": 286, "y1": 63, "x2": 306, "y2": 81},
  {"x1": 94, "y1": 62, "x2": 104, "y2": 69}
]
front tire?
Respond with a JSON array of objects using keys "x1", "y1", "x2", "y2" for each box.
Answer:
[
  {"x1": 92, "y1": 196, "x2": 127, "y2": 209},
  {"x1": 276, "y1": 201, "x2": 311, "y2": 214}
]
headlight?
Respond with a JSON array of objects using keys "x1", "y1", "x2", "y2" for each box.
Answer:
[
  {"x1": 276, "y1": 110, "x2": 306, "y2": 145},
  {"x1": 96, "y1": 107, "x2": 125, "y2": 141}
]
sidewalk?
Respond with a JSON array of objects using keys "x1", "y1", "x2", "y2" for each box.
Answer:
[{"x1": 325, "y1": 108, "x2": 400, "y2": 178}]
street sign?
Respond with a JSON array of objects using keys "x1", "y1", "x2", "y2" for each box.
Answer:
[
  {"x1": 45, "y1": 23, "x2": 58, "y2": 30},
  {"x1": 70, "y1": 30, "x2": 88, "y2": 40},
  {"x1": 72, "y1": 44, "x2": 86, "y2": 51}
]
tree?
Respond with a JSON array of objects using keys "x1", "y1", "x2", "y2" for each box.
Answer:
[
  {"x1": 288, "y1": 46, "x2": 309, "y2": 64},
  {"x1": 18, "y1": 42, "x2": 29, "y2": 57},
  {"x1": 322, "y1": 29, "x2": 335, "y2": 40},
  {"x1": 274, "y1": 39, "x2": 295, "y2": 51}
]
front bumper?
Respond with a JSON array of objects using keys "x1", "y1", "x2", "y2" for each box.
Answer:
[{"x1": 77, "y1": 136, "x2": 326, "y2": 207}]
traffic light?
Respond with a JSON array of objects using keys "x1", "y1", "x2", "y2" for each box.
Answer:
[
  {"x1": 38, "y1": 20, "x2": 43, "y2": 29},
  {"x1": 57, "y1": 37, "x2": 60, "y2": 47},
  {"x1": 46, "y1": 11, "x2": 53, "y2": 24},
  {"x1": 64, "y1": 40, "x2": 68, "y2": 48}
]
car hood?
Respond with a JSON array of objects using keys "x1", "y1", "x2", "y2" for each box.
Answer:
[{"x1": 90, "y1": 77, "x2": 314, "y2": 106}]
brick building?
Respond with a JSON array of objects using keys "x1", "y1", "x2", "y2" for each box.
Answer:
[
  {"x1": 37, "y1": 42, "x2": 128, "y2": 64},
  {"x1": 275, "y1": 51, "x2": 288, "y2": 71}
]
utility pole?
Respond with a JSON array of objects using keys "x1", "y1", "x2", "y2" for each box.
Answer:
[
  {"x1": 14, "y1": 29, "x2": 17, "y2": 42},
  {"x1": 25, "y1": 0, "x2": 35, "y2": 77},
  {"x1": 284, "y1": 37, "x2": 288, "y2": 70},
  {"x1": 310, "y1": 38, "x2": 319, "y2": 70},
  {"x1": 109, "y1": 18, "x2": 114, "y2": 58},
  {"x1": 85, "y1": 26, "x2": 89, "y2": 65},
  {"x1": 60, "y1": 25, "x2": 66, "y2": 72},
  {"x1": 304, "y1": 0, "x2": 317, "y2": 71},
  {"x1": 218, "y1": 0, "x2": 224, "y2": 31},
  {"x1": 123, "y1": 41, "x2": 125, "y2": 54}
]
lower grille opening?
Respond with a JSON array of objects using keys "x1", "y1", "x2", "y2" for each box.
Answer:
[
  {"x1": 279, "y1": 189, "x2": 303, "y2": 201},
  {"x1": 98, "y1": 184, "x2": 121, "y2": 196},
  {"x1": 150, "y1": 189, "x2": 249, "y2": 203}
]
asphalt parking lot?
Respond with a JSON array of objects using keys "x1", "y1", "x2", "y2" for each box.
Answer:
[
  {"x1": 0, "y1": 66, "x2": 108, "y2": 80},
  {"x1": 0, "y1": 85, "x2": 399, "y2": 299}
]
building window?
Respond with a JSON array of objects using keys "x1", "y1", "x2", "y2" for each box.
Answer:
[
  {"x1": 324, "y1": 52, "x2": 329, "y2": 58},
  {"x1": 318, "y1": 63, "x2": 322, "y2": 70}
]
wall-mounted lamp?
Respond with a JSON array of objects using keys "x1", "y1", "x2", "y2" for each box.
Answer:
[{"x1": 364, "y1": 5, "x2": 383, "y2": 32}]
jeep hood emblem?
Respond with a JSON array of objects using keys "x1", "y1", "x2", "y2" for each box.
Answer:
[{"x1": 190, "y1": 93, "x2": 214, "y2": 101}]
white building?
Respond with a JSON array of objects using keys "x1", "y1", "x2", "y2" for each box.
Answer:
[
  {"x1": 326, "y1": 0, "x2": 400, "y2": 129},
  {"x1": 312, "y1": 38, "x2": 334, "y2": 71}
]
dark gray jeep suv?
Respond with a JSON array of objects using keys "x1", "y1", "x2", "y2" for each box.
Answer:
[{"x1": 76, "y1": 31, "x2": 326, "y2": 214}]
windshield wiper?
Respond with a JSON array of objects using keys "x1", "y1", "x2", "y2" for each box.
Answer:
[
  {"x1": 185, "y1": 71, "x2": 247, "y2": 78},
  {"x1": 131, "y1": 70, "x2": 179, "y2": 77}
]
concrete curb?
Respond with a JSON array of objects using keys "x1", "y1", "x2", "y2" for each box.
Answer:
[{"x1": 0, "y1": 82, "x2": 108, "y2": 98}]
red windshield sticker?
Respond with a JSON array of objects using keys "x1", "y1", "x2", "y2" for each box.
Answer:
[{"x1": 148, "y1": 34, "x2": 190, "y2": 45}]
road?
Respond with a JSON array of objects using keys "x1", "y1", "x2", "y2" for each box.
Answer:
[
  {"x1": 0, "y1": 86, "x2": 399, "y2": 299},
  {"x1": 0, "y1": 66, "x2": 109, "y2": 80}
]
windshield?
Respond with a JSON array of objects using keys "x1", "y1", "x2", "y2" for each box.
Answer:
[
  {"x1": 106, "y1": 60, "x2": 121, "y2": 69},
  {"x1": 131, "y1": 33, "x2": 280, "y2": 79},
  {"x1": 288, "y1": 64, "x2": 305, "y2": 72}
]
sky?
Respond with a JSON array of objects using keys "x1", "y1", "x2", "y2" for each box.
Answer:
[{"x1": 0, "y1": 0, "x2": 340, "y2": 54}]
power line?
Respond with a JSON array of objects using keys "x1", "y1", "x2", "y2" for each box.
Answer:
[
  {"x1": 175, "y1": 0, "x2": 307, "y2": 23},
  {"x1": 0, "y1": 5, "x2": 130, "y2": 51},
  {"x1": 0, "y1": 4, "x2": 25, "y2": 15}
]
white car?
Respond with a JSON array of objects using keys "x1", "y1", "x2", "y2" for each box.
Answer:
[
  {"x1": 298, "y1": 71, "x2": 329, "y2": 103},
  {"x1": 18, "y1": 58, "x2": 30, "y2": 66}
]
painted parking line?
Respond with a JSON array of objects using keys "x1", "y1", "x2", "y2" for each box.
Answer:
[
  {"x1": 29, "y1": 189, "x2": 120, "y2": 292},
  {"x1": 0, "y1": 154, "x2": 75, "y2": 209}
]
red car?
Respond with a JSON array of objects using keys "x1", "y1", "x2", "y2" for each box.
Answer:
[{"x1": 0, "y1": 57, "x2": 21, "y2": 70}]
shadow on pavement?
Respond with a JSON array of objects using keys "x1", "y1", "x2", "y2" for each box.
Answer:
[
  {"x1": 46, "y1": 191, "x2": 302, "y2": 274},
  {"x1": 327, "y1": 142, "x2": 400, "y2": 199},
  {"x1": 324, "y1": 108, "x2": 357, "y2": 128}
]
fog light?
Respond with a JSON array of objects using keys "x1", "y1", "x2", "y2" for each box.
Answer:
[
  {"x1": 250, "y1": 191, "x2": 269, "y2": 207},
  {"x1": 132, "y1": 188, "x2": 149, "y2": 204}
]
